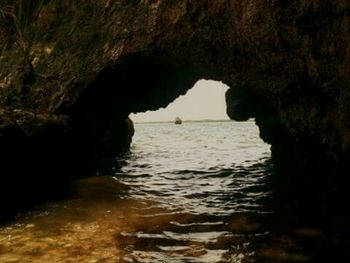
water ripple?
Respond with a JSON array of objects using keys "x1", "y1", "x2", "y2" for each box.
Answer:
[{"x1": 114, "y1": 121, "x2": 273, "y2": 262}]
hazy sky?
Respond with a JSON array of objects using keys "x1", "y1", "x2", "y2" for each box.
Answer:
[{"x1": 130, "y1": 80, "x2": 230, "y2": 122}]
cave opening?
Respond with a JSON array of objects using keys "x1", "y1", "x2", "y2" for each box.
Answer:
[
  {"x1": 127, "y1": 78, "x2": 271, "y2": 170},
  {"x1": 116, "y1": 78, "x2": 273, "y2": 213},
  {"x1": 125, "y1": 79, "x2": 272, "y2": 169},
  {"x1": 93, "y1": 79, "x2": 273, "y2": 262}
]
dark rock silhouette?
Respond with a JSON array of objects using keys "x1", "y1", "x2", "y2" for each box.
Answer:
[{"x1": 0, "y1": 0, "x2": 350, "y2": 218}]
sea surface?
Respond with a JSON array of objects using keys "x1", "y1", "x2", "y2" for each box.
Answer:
[{"x1": 0, "y1": 121, "x2": 348, "y2": 262}]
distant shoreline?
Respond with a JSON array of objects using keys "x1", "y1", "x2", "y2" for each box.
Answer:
[{"x1": 132, "y1": 119, "x2": 255, "y2": 124}]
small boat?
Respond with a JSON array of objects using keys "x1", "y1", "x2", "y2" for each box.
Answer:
[{"x1": 175, "y1": 117, "x2": 182, "y2": 124}]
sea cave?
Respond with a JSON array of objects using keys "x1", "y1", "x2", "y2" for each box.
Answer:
[{"x1": 1, "y1": 0, "x2": 350, "y2": 262}]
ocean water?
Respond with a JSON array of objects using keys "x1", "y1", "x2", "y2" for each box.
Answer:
[
  {"x1": 113, "y1": 120, "x2": 273, "y2": 262},
  {"x1": 0, "y1": 120, "x2": 348, "y2": 262},
  {"x1": 118, "y1": 120, "x2": 272, "y2": 215}
]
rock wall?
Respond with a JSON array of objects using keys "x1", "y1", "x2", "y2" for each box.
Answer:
[{"x1": 1, "y1": 0, "x2": 350, "y2": 218}]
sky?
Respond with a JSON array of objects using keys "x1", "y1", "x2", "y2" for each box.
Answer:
[{"x1": 130, "y1": 80, "x2": 230, "y2": 122}]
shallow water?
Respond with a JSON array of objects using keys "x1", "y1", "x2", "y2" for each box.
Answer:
[{"x1": 1, "y1": 121, "x2": 349, "y2": 262}]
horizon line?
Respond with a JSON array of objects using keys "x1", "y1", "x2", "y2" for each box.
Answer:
[{"x1": 131, "y1": 118, "x2": 255, "y2": 124}]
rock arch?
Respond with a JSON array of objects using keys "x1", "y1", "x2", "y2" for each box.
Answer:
[{"x1": 0, "y1": 0, "x2": 350, "y2": 218}]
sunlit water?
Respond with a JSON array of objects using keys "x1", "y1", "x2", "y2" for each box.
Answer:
[
  {"x1": 113, "y1": 121, "x2": 272, "y2": 262},
  {"x1": 0, "y1": 121, "x2": 348, "y2": 262}
]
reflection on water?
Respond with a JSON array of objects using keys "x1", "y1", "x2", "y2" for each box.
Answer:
[{"x1": 0, "y1": 121, "x2": 349, "y2": 262}]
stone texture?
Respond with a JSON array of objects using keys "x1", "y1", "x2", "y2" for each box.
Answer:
[{"x1": 0, "y1": 0, "x2": 350, "y2": 216}]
